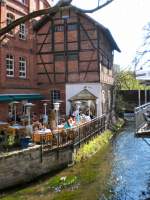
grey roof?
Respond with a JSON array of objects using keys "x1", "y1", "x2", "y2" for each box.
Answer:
[
  {"x1": 33, "y1": 2, "x2": 120, "y2": 52},
  {"x1": 69, "y1": 89, "x2": 97, "y2": 101}
]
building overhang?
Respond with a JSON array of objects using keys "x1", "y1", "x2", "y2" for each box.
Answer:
[{"x1": 0, "y1": 93, "x2": 44, "y2": 102}]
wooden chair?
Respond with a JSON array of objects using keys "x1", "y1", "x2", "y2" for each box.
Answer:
[
  {"x1": 59, "y1": 129, "x2": 68, "y2": 144},
  {"x1": 6, "y1": 127, "x2": 16, "y2": 135},
  {"x1": 32, "y1": 133, "x2": 41, "y2": 143},
  {"x1": 67, "y1": 129, "x2": 75, "y2": 141},
  {"x1": 45, "y1": 133, "x2": 53, "y2": 146}
]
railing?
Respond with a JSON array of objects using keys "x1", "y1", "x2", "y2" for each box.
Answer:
[
  {"x1": 41, "y1": 115, "x2": 106, "y2": 151},
  {"x1": 134, "y1": 103, "x2": 150, "y2": 133},
  {"x1": 0, "y1": 115, "x2": 106, "y2": 152}
]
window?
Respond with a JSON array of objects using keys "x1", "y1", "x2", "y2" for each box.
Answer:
[
  {"x1": 68, "y1": 24, "x2": 77, "y2": 31},
  {"x1": 19, "y1": 23, "x2": 26, "y2": 40},
  {"x1": 7, "y1": 13, "x2": 15, "y2": 35},
  {"x1": 68, "y1": 52, "x2": 78, "y2": 60},
  {"x1": 54, "y1": 25, "x2": 64, "y2": 32},
  {"x1": 51, "y1": 90, "x2": 60, "y2": 107},
  {"x1": 19, "y1": 57, "x2": 26, "y2": 78},
  {"x1": 55, "y1": 54, "x2": 64, "y2": 61},
  {"x1": 6, "y1": 55, "x2": 14, "y2": 77}
]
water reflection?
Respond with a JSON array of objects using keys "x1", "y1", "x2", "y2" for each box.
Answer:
[{"x1": 109, "y1": 123, "x2": 150, "y2": 200}]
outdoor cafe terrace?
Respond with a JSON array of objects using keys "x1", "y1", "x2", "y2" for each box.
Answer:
[{"x1": 0, "y1": 102, "x2": 106, "y2": 152}]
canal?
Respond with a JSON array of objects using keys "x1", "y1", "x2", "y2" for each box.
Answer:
[
  {"x1": 109, "y1": 123, "x2": 150, "y2": 200},
  {"x1": 1, "y1": 123, "x2": 150, "y2": 200}
]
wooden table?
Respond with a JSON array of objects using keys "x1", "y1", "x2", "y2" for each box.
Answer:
[
  {"x1": 0, "y1": 121, "x2": 9, "y2": 130},
  {"x1": 32, "y1": 129, "x2": 52, "y2": 143},
  {"x1": 8, "y1": 124, "x2": 26, "y2": 137}
]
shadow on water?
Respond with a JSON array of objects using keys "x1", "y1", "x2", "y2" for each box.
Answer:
[{"x1": 108, "y1": 122, "x2": 150, "y2": 200}]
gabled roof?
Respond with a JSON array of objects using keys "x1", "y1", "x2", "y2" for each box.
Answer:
[
  {"x1": 33, "y1": 1, "x2": 120, "y2": 52},
  {"x1": 69, "y1": 89, "x2": 97, "y2": 101}
]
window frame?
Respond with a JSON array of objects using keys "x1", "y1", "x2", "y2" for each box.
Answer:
[
  {"x1": 68, "y1": 52, "x2": 78, "y2": 61},
  {"x1": 67, "y1": 23, "x2": 77, "y2": 31},
  {"x1": 6, "y1": 54, "x2": 14, "y2": 77},
  {"x1": 19, "y1": 57, "x2": 26, "y2": 78},
  {"x1": 54, "y1": 25, "x2": 64, "y2": 32},
  {"x1": 55, "y1": 54, "x2": 64, "y2": 61},
  {"x1": 7, "y1": 13, "x2": 15, "y2": 35},
  {"x1": 19, "y1": 23, "x2": 26, "y2": 40}
]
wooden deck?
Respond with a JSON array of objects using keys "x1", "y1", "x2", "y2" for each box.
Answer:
[{"x1": 135, "y1": 123, "x2": 150, "y2": 137}]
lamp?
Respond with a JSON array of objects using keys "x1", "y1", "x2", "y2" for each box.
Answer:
[
  {"x1": 53, "y1": 102, "x2": 60, "y2": 127},
  {"x1": 10, "y1": 101, "x2": 20, "y2": 125},
  {"x1": 41, "y1": 100, "x2": 50, "y2": 125},
  {"x1": 88, "y1": 100, "x2": 91, "y2": 117},
  {"x1": 24, "y1": 102, "x2": 34, "y2": 134},
  {"x1": 75, "y1": 101, "x2": 81, "y2": 124}
]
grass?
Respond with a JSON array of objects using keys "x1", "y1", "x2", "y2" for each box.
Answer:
[{"x1": 74, "y1": 129, "x2": 113, "y2": 162}]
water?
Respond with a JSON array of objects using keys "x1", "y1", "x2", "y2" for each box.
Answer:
[{"x1": 109, "y1": 123, "x2": 150, "y2": 200}]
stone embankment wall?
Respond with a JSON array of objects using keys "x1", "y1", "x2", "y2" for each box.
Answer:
[{"x1": 0, "y1": 145, "x2": 72, "y2": 190}]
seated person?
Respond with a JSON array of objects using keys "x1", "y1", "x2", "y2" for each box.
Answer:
[
  {"x1": 32, "y1": 112, "x2": 39, "y2": 123},
  {"x1": 64, "y1": 116, "x2": 74, "y2": 129},
  {"x1": 71, "y1": 115, "x2": 76, "y2": 126}
]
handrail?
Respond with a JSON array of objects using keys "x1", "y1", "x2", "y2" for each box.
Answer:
[{"x1": 134, "y1": 103, "x2": 150, "y2": 133}]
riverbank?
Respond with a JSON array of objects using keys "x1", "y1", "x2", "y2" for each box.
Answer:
[
  {"x1": 0, "y1": 118, "x2": 124, "y2": 200},
  {"x1": 0, "y1": 137, "x2": 113, "y2": 200}
]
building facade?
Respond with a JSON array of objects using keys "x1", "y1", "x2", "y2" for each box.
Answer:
[
  {"x1": 0, "y1": 0, "x2": 52, "y2": 120},
  {"x1": 0, "y1": 0, "x2": 120, "y2": 120}
]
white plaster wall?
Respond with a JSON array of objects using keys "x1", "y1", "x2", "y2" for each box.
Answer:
[{"x1": 66, "y1": 83, "x2": 102, "y2": 117}]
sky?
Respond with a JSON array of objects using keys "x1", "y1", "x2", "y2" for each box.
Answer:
[{"x1": 53, "y1": 0, "x2": 150, "y2": 70}]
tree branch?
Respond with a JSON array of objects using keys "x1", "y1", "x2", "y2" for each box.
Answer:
[
  {"x1": 0, "y1": 0, "x2": 114, "y2": 37},
  {"x1": 77, "y1": 0, "x2": 114, "y2": 13},
  {"x1": 0, "y1": 6, "x2": 59, "y2": 37}
]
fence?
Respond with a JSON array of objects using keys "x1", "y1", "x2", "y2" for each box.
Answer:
[{"x1": 134, "y1": 103, "x2": 150, "y2": 133}]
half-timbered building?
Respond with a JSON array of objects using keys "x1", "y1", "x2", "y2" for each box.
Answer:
[{"x1": 34, "y1": 0, "x2": 120, "y2": 116}]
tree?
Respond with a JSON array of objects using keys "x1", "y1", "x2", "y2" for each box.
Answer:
[
  {"x1": 132, "y1": 22, "x2": 150, "y2": 71},
  {"x1": 113, "y1": 70, "x2": 150, "y2": 115},
  {"x1": 115, "y1": 70, "x2": 149, "y2": 90},
  {"x1": 0, "y1": 0, "x2": 114, "y2": 38}
]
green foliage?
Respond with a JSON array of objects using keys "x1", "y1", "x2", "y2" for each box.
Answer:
[
  {"x1": 111, "y1": 118, "x2": 124, "y2": 133},
  {"x1": 74, "y1": 130, "x2": 113, "y2": 163},
  {"x1": 47, "y1": 175, "x2": 78, "y2": 191},
  {"x1": 115, "y1": 70, "x2": 150, "y2": 90}
]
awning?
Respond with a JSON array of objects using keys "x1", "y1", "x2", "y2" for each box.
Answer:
[
  {"x1": 0, "y1": 94, "x2": 44, "y2": 102},
  {"x1": 69, "y1": 89, "x2": 97, "y2": 101}
]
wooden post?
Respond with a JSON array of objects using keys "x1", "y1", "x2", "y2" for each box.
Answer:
[
  {"x1": 145, "y1": 88, "x2": 147, "y2": 104},
  {"x1": 138, "y1": 90, "x2": 141, "y2": 107}
]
